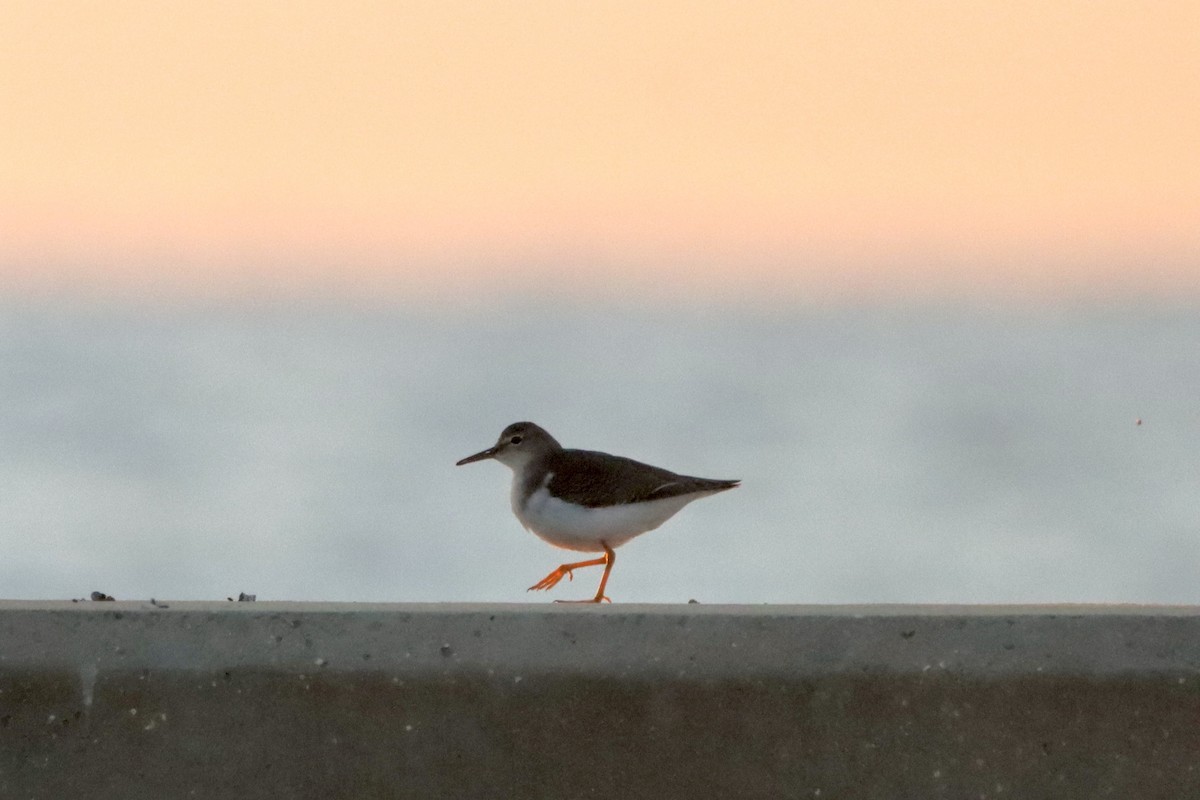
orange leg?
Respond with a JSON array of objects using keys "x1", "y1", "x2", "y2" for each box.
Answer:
[{"x1": 528, "y1": 542, "x2": 616, "y2": 603}]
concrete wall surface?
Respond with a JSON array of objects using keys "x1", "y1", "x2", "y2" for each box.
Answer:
[{"x1": 1, "y1": 602, "x2": 1199, "y2": 799}]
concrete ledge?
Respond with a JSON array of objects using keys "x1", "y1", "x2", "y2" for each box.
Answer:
[{"x1": 3, "y1": 603, "x2": 1199, "y2": 798}]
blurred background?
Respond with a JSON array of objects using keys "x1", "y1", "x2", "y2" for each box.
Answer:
[{"x1": 2, "y1": 1, "x2": 1197, "y2": 603}]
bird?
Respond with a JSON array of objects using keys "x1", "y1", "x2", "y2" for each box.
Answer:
[{"x1": 456, "y1": 421, "x2": 739, "y2": 603}]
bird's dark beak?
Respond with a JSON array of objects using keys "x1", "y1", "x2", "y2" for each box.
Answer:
[{"x1": 456, "y1": 446, "x2": 498, "y2": 466}]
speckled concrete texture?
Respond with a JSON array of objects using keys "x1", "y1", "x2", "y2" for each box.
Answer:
[{"x1": 2, "y1": 603, "x2": 1199, "y2": 798}]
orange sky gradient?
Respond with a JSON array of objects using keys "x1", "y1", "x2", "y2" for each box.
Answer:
[{"x1": 2, "y1": 1, "x2": 1198, "y2": 303}]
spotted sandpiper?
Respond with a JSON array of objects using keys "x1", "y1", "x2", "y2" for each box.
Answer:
[{"x1": 456, "y1": 422, "x2": 739, "y2": 603}]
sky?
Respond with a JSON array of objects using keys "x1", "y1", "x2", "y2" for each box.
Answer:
[{"x1": 2, "y1": 1, "x2": 1198, "y2": 303}]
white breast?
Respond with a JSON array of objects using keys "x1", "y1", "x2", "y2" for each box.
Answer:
[{"x1": 511, "y1": 473, "x2": 715, "y2": 553}]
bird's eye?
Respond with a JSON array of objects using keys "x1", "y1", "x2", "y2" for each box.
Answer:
[{"x1": 510, "y1": 435, "x2": 523, "y2": 445}]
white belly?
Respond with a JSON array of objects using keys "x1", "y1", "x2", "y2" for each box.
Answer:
[{"x1": 512, "y1": 481, "x2": 714, "y2": 553}]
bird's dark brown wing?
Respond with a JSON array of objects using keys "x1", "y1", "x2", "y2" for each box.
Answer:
[{"x1": 544, "y1": 449, "x2": 739, "y2": 508}]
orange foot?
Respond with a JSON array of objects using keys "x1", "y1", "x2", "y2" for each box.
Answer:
[
  {"x1": 527, "y1": 565, "x2": 580, "y2": 592},
  {"x1": 526, "y1": 544, "x2": 616, "y2": 604}
]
